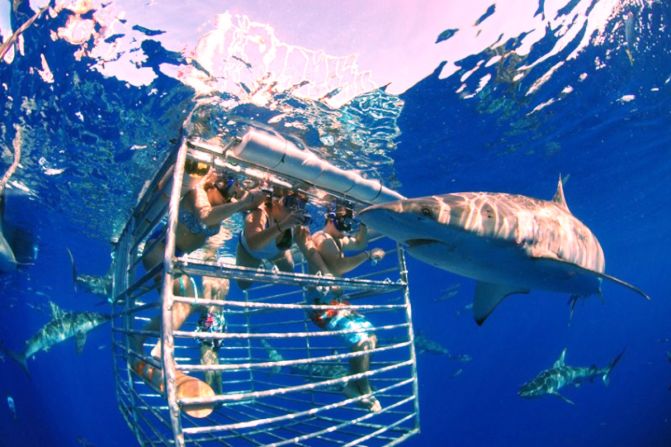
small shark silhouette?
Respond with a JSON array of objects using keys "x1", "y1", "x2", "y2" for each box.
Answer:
[
  {"x1": 4, "y1": 301, "x2": 109, "y2": 374},
  {"x1": 388, "y1": 331, "x2": 472, "y2": 361},
  {"x1": 518, "y1": 348, "x2": 624, "y2": 405},
  {"x1": 261, "y1": 340, "x2": 348, "y2": 389},
  {"x1": 413, "y1": 332, "x2": 449, "y2": 355},
  {"x1": 359, "y1": 177, "x2": 650, "y2": 325}
]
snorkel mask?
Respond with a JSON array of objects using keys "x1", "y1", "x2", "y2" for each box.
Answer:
[
  {"x1": 214, "y1": 176, "x2": 236, "y2": 199},
  {"x1": 327, "y1": 206, "x2": 354, "y2": 232}
]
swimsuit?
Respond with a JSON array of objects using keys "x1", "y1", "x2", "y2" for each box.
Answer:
[
  {"x1": 145, "y1": 208, "x2": 219, "y2": 258},
  {"x1": 178, "y1": 208, "x2": 220, "y2": 237},
  {"x1": 239, "y1": 209, "x2": 292, "y2": 261},
  {"x1": 146, "y1": 225, "x2": 185, "y2": 257},
  {"x1": 306, "y1": 288, "x2": 374, "y2": 347}
]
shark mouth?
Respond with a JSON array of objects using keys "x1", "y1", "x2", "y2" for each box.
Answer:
[{"x1": 405, "y1": 239, "x2": 440, "y2": 248}]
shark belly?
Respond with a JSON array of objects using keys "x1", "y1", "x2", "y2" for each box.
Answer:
[{"x1": 406, "y1": 231, "x2": 600, "y2": 296}]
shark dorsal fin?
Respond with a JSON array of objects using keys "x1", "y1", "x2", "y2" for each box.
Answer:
[
  {"x1": 553, "y1": 348, "x2": 567, "y2": 368},
  {"x1": 552, "y1": 175, "x2": 570, "y2": 212},
  {"x1": 49, "y1": 301, "x2": 63, "y2": 319},
  {"x1": 75, "y1": 332, "x2": 87, "y2": 353}
]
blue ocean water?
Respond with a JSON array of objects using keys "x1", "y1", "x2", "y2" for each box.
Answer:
[{"x1": 1, "y1": 1, "x2": 670, "y2": 446}]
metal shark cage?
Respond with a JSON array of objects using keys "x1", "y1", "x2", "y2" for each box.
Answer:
[{"x1": 110, "y1": 129, "x2": 420, "y2": 446}]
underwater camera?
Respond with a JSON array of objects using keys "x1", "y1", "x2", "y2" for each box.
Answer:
[{"x1": 285, "y1": 193, "x2": 312, "y2": 225}]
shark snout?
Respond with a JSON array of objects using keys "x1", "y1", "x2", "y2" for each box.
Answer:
[{"x1": 359, "y1": 201, "x2": 438, "y2": 244}]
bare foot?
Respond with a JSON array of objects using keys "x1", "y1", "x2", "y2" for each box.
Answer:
[{"x1": 343, "y1": 382, "x2": 382, "y2": 413}]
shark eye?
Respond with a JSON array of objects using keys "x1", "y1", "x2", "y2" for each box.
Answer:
[{"x1": 420, "y1": 207, "x2": 434, "y2": 219}]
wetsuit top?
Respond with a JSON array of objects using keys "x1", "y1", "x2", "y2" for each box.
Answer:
[{"x1": 240, "y1": 208, "x2": 292, "y2": 260}]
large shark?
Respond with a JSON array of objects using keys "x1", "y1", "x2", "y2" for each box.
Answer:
[
  {"x1": 4, "y1": 301, "x2": 109, "y2": 374},
  {"x1": 0, "y1": 190, "x2": 38, "y2": 273},
  {"x1": 359, "y1": 178, "x2": 650, "y2": 324},
  {"x1": 518, "y1": 348, "x2": 624, "y2": 405}
]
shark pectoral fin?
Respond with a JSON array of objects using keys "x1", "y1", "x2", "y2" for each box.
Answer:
[
  {"x1": 473, "y1": 282, "x2": 529, "y2": 326},
  {"x1": 552, "y1": 392, "x2": 575, "y2": 405},
  {"x1": 596, "y1": 270, "x2": 651, "y2": 301},
  {"x1": 75, "y1": 333, "x2": 87, "y2": 354},
  {"x1": 0, "y1": 231, "x2": 17, "y2": 272},
  {"x1": 535, "y1": 257, "x2": 650, "y2": 301}
]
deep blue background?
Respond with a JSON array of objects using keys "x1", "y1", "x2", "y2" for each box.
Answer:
[{"x1": 1, "y1": 1, "x2": 670, "y2": 446}]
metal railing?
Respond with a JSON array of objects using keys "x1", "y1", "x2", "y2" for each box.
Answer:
[{"x1": 111, "y1": 131, "x2": 419, "y2": 446}]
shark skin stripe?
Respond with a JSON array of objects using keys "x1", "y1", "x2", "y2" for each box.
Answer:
[{"x1": 359, "y1": 177, "x2": 649, "y2": 325}]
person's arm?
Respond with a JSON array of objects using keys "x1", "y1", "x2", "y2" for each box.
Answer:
[
  {"x1": 192, "y1": 169, "x2": 265, "y2": 225},
  {"x1": 295, "y1": 227, "x2": 330, "y2": 275},
  {"x1": 196, "y1": 188, "x2": 265, "y2": 226},
  {"x1": 242, "y1": 208, "x2": 278, "y2": 250},
  {"x1": 338, "y1": 222, "x2": 369, "y2": 251},
  {"x1": 316, "y1": 235, "x2": 371, "y2": 277}
]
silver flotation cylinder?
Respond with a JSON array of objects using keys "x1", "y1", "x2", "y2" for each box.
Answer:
[{"x1": 229, "y1": 128, "x2": 405, "y2": 204}]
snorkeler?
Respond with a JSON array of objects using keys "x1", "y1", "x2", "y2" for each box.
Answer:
[
  {"x1": 235, "y1": 188, "x2": 308, "y2": 290},
  {"x1": 298, "y1": 202, "x2": 385, "y2": 412}
]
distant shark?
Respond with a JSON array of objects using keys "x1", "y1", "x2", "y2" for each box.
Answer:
[
  {"x1": 518, "y1": 348, "x2": 624, "y2": 405},
  {"x1": 3, "y1": 301, "x2": 109, "y2": 374},
  {"x1": 388, "y1": 332, "x2": 472, "y2": 361},
  {"x1": 66, "y1": 248, "x2": 113, "y2": 299},
  {"x1": 359, "y1": 178, "x2": 650, "y2": 325}
]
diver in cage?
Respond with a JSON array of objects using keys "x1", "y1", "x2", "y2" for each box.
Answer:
[
  {"x1": 132, "y1": 163, "x2": 265, "y2": 369},
  {"x1": 296, "y1": 202, "x2": 385, "y2": 413},
  {"x1": 234, "y1": 187, "x2": 310, "y2": 289}
]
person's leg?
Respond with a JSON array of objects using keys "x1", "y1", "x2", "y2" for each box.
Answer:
[
  {"x1": 149, "y1": 274, "x2": 195, "y2": 358},
  {"x1": 235, "y1": 242, "x2": 260, "y2": 290},
  {"x1": 130, "y1": 241, "x2": 167, "y2": 355},
  {"x1": 342, "y1": 315, "x2": 381, "y2": 412},
  {"x1": 273, "y1": 250, "x2": 294, "y2": 272},
  {"x1": 350, "y1": 335, "x2": 376, "y2": 394},
  {"x1": 199, "y1": 277, "x2": 229, "y2": 393},
  {"x1": 200, "y1": 343, "x2": 222, "y2": 394}
]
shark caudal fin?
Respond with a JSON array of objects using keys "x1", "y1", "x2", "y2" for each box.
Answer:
[
  {"x1": 602, "y1": 349, "x2": 625, "y2": 386},
  {"x1": 0, "y1": 341, "x2": 29, "y2": 377}
]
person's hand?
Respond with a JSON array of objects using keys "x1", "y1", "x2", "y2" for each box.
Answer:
[
  {"x1": 278, "y1": 210, "x2": 304, "y2": 231},
  {"x1": 369, "y1": 248, "x2": 385, "y2": 262},
  {"x1": 294, "y1": 226, "x2": 310, "y2": 249},
  {"x1": 242, "y1": 188, "x2": 266, "y2": 208},
  {"x1": 198, "y1": 167, "x2": 217, "y2": 187}
]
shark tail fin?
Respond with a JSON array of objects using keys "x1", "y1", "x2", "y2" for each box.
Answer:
[
  {"x1": 66, "y1": 247, "x2": 78, "y2": 293},
  {"x1": 0, "y1": 341, "x2": 30, "y2": 378},
  {"x1": 602, "y1": 349, "x2": 625, "y2": 386}
]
